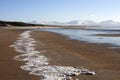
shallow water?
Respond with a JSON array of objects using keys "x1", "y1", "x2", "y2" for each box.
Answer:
[{"x1": 39, "y1": 28, "x2": 120, "y2": 47}]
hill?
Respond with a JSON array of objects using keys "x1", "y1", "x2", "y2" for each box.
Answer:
[{"x1": 0, "y1": 20, "x2": 44, "y2": 27}]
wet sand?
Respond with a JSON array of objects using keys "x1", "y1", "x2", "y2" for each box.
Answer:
[
  {"x1": 95, "y1": 34, "x2": 120, "y2": 37},
  {"x1": 0, "y1": 28, "x2": 120, "y2": 80},
  {"x1": 32, "y1": 30, "x2": 120, "y2": 80},
  {"x1": 0, "y1": 29, "x2": 40, "y2": 80}
]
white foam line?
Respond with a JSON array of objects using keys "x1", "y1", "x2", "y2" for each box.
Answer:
[{"x1": 10, "y1": 31, "x2": 95, "y2": 80}]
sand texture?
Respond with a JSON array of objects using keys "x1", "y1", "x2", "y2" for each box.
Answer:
[
  {"x1": 0, "y1": 29, "x2": 40, "y2": 80},
  {"x1": 0, "y1": 28, "x2": 120, "y2": 80}
]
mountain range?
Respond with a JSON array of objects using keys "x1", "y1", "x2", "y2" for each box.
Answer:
[
  {"x1": 30, "y1": 20, "x2": 120, "y2": 27},
  {"x1": 1, "y1": 20, "x2": 120, "y2": 28}
]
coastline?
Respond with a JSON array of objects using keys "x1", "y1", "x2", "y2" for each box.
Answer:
[
  {"x1": 31, "y1": 30, "x2": 120, "y2": 80},
  {"x1": 0, "y1": 28, "x2": 120, "y2": 80}
]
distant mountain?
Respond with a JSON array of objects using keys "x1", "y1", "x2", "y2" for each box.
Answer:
[
  {"x1": 1, "y1": 20, "x2": 120, "y2": 27},
  {"x1": 28, "y1": 21, "x2": 38, "y2": 24},
  {"x1": 66, "y1": 20, "x2": 82, "y2": 25},
  {"x1": 37, "y1": 20, "x2": 120, "y2": 27},
  {"x1": 66, "y1": 20, "x2": 97, "y2": 25},
  {"x1": 100, "y1": 20, "x2": 120, "y2": 26},
  {"x1": 40, "y1": 21, "x2": 64, "y2": 25},
  {"x1": 36, "y1": 20, "x2": 98, "y2": 26}
]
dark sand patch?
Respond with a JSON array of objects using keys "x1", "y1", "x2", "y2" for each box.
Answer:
[{"x1": 94, "y1": 34, "x2": 120, "y2": 37}]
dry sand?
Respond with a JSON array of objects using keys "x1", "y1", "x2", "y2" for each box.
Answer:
[{"x1": 0, "y1": 28, "x2": 120, "y2": 80}]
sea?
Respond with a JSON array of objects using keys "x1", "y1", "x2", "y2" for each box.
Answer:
[{"x1": 39, "y1": 28, "x2": 120, "y2": 48}]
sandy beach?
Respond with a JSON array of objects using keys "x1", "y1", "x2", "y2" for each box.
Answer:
[
  {"x1": 0, "y1": 29, "x2": 40, "y2": 80},
  {"x1": 0, "y1": 28, "x2": 120, "y2": 80}
]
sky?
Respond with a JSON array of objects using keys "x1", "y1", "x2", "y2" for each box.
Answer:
[{"x1": 0, "y1": 0, "x2": 120, "y2": 22}]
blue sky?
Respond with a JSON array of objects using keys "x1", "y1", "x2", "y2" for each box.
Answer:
[{"x1": 0, "y1": 0, "x2": 120, "y2": 22}]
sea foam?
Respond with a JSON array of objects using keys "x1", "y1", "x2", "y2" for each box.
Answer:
[{"x1": 10, "y1": 31, "x2": 95, "y2": 80}]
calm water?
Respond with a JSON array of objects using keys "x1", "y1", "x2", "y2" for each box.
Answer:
[{"x1": 38, "y1": 28, "x2": 120, "y2": 47}]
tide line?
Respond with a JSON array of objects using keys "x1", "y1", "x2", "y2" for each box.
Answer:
[{"x1": 10, "y1": 31, "x2": 95, "y2": 80}]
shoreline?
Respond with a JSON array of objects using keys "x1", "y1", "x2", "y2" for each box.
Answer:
[
  {"x1": 32, "y1": 30, "x2": 120, "y2": 70},
  {"x1": 31, "y1": 30, "x2": 120, "y2": 80},
  {"x1": 1, "y1": 26, "x2": 120, "y2": 31},
  {"x1": 0, "y1": 28, "x2": 120, "y2": 80}
]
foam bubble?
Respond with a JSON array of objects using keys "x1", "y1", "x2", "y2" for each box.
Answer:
[{"x1": 10, "y1": 31, "x2": 95, "y2": 80}]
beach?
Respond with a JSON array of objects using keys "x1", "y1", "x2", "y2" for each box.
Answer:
[
  {"x1": 0, "y1": 29, "x2": 40, "y2": 80},
  {"x1": 0, "y1": 28, "x2": 120, "y2": 80}
]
